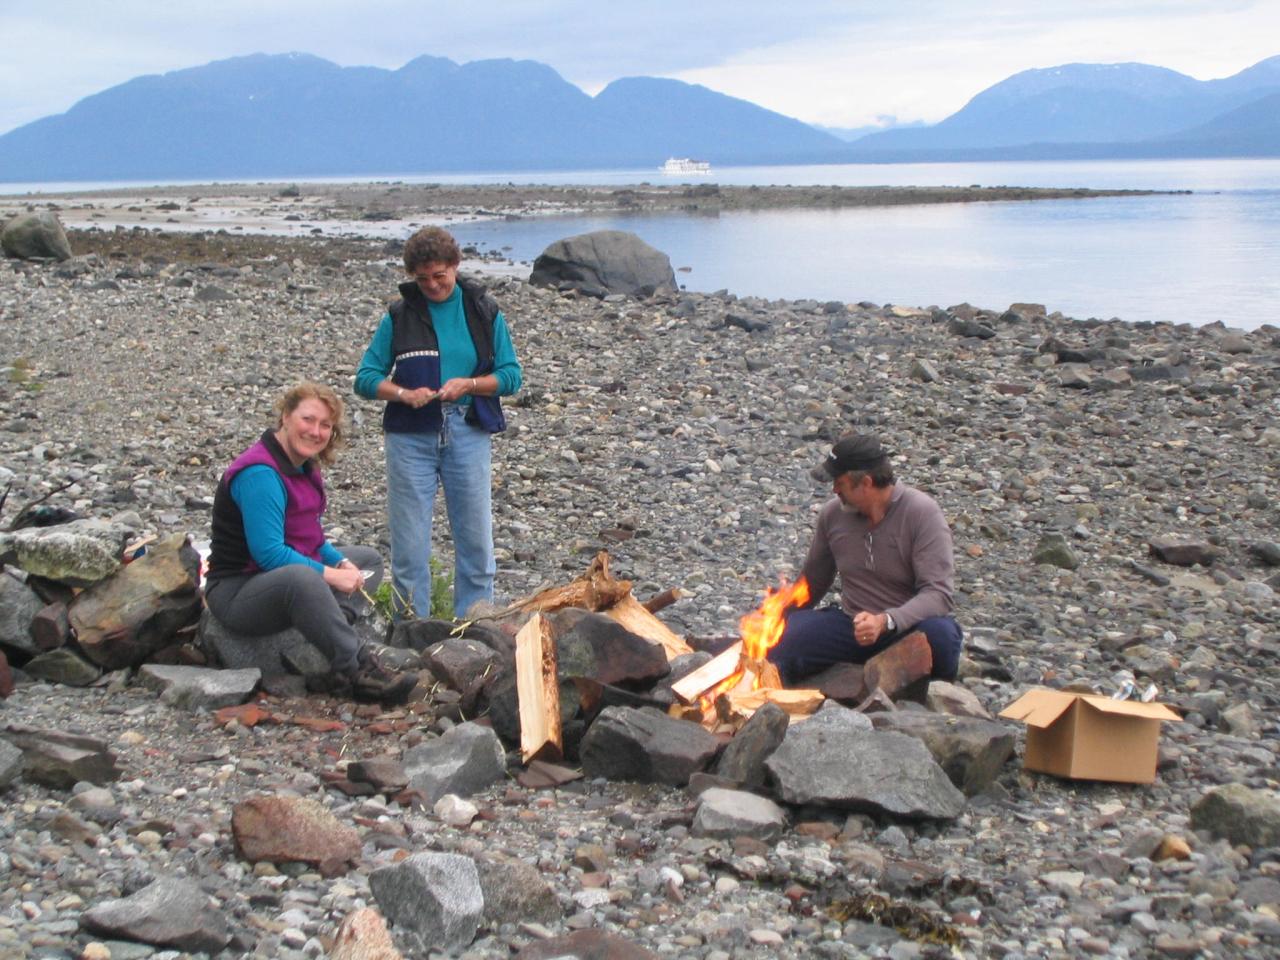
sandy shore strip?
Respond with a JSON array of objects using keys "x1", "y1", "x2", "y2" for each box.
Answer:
[{"x1": 0, "y1": 180, "x2": 1177, "y2": 240}]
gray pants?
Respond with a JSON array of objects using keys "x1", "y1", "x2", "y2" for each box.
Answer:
[{"x1": 204, "y1": 545, "x2": 383, "y2": 675}]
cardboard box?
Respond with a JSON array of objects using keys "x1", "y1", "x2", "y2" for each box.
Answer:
[{"x1": 999, "y1": 688, "x2": 1181, "y2": 784}]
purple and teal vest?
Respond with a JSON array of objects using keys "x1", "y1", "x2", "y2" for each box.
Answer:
[{"x1": 206, "y1": 430, "x2": 326, "y2": 581}]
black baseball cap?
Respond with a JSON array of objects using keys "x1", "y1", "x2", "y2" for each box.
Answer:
[{"x1": 812, "y1": 433, "x2": 891, "y2": 480}]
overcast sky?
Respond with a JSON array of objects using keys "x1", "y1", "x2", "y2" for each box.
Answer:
[{"x1": 2, "y1": 1, "x2": 1278, "y2": 136}]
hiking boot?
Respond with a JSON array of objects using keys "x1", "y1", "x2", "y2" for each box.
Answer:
[
  {"x1": 305, "y1": 671, "x2": 349, "y2": 696},
  {"x1": 349, "y1": 656, "x2": 418, "y2": 706}
]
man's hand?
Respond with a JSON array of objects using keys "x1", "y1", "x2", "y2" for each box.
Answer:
[{"x1": 853, "y1": 611, "x2": 889, "y2": 647}]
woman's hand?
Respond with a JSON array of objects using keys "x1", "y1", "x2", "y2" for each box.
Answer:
[
  {"x1": 400, "y1": 386, "x2": 439, "y2": 409},
  {"x1": 324, "y1": 563, "x2": 365, "y2": 595},
  {"x1": 436, "y1": 377, "x2": 478, "y2": 402}
]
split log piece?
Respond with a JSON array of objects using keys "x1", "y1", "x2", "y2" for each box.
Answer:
[
  {"x1": 720, "y1": 687, "x2": 825, "y2": 721},
  {"x1": 514, "y1": 613, "x2": 563, "y2": 763},
  {"x1": 671, "y1": 641, "x2": 743, "y2": 703},
  {"x1": 604, "y1": 593, "x2": 693, "y2": 660}
]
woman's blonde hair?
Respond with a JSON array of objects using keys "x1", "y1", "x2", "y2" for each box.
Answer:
[{"x1": 274, "y1": 382, "x2": 346, "y2": 466}]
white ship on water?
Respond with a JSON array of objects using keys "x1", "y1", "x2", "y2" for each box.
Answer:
[{"x1": 660, "y1": 157, "x2": 711, "y2": 175}]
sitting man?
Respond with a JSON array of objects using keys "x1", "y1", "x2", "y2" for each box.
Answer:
[{"x1": 767, "y1": 433, "x2": 963, "y2": 685}]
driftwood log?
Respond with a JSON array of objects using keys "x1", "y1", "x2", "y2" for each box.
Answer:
[{"x1": 500, "y1": 552, "x2": 692, "y2": 660}]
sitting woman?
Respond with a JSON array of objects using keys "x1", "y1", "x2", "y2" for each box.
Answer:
[{"x1": 204, "y1": 382, "x2": 416, "y2": 704}]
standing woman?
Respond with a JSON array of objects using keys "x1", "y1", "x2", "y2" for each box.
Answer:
[
  {"x1": 355, "y1": 227, "x2": 522, "y2": 619},
  {"x1": 204, "y1": 382, "x2": 416, "y2": 704}
]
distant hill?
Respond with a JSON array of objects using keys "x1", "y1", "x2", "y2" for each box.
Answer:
[
  {"x1": 0, "y1": 53, "x2": 845, "y2": 182},
  {"x1": 2, "y1": 51, "x2": 1278, "y2": 182},
  {"x1": 849, "y1": 56, "x2": 1280, "y2": 160},
  {"x1": 1148, "y1": 91, "x2": 1280, "y2": 156}
]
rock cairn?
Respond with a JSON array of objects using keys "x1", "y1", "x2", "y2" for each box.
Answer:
[{"x1": 0, "y1": 223, "x2": 1278, "y2": 959}]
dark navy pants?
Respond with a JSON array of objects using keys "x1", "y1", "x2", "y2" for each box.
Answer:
[{"x1": 766, "y1": 605, "x2": 963, "y2": 686}]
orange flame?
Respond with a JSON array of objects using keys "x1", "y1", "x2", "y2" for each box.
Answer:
[
  {"x1": 700, "y1": 576, "x2": 810, "y2": 707},
  {"x1": 740, "y1": 575, "x2": 810, "y2": 662}
]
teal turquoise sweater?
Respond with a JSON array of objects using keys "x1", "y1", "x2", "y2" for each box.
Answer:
[{"x1": 354, "y1": 282, "x2": 522, "y2": 400}]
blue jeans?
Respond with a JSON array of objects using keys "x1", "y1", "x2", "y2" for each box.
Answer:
[
  {"x1": 766, "y1": 605, "x2": 964, "y2": 686},
  {"x1": 385, "y1": 404, "x2": 495, "y2": 620}
]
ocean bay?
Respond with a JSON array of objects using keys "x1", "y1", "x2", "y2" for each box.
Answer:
[
  {"x1": 6, "y1": 157, "x2": 1278, "y2": 329},
  {"x1": 442, "y1": 158, "x2": 1280, "y2": 330}
]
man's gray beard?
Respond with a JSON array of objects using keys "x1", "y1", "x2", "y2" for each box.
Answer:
[{"x1": 838, "y1": 501, "x2": 865, "y2": 516}]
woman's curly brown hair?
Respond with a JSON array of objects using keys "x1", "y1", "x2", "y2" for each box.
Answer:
[
  {"x1": 403, "y1": 226, "x2": 461, "y2": 273},
  {"x1": 274, "y1": 382, "x2": 346, "y2": 466}
]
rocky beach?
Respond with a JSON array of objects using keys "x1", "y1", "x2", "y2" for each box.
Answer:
[{"x1": 0, "y1": 183, "x2": 1279, "y2": 960}]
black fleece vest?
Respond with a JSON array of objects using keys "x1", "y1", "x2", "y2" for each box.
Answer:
[{"x1": 382, "y1": 275, "x2": 506, "y2": 434}]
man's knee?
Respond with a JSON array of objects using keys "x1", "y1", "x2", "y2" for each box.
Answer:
[{"x1": 916, "y1": 617, "x2": 963, "y2": 680}]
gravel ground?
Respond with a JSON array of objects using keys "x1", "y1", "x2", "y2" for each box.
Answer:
[{"x1": 0, "y1": 213, "x2": 1278, "y2": 960}]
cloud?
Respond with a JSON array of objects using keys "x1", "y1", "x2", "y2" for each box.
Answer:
[{"x1": 669, "y1": 0, "x2": 1280, "y2": 126}]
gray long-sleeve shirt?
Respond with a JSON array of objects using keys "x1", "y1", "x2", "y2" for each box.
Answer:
[{"x1": 799, "y1": 482, "x2": 955, "y2": 631}]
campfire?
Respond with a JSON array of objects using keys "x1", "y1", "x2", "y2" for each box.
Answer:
[
  {"x1": 698, "y1": 576, "x2": 810, "y2": 705},
  {"x1": 509, "y1": 555, "x2": 827, "y2": 761},
  {"x1": 671, "y1": 576, "x2": 824, "y2": 731}
]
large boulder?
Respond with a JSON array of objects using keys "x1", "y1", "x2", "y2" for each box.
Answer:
[
  {"x1": 692, "y1": 787, "x2": 788, "y2": 840},
  {"x1": 402, "y1": 721, "x2": 507, "y2": 805},
  {"x1": 764, "y1": 702, "x2": 965, "y2": 819},
  {"x1": 1, "y1": 724, "x2": 121, "y2": 788},
  {"x1": 22, "y1": 648, "x2": 102, "y2": 687},
  {"x1": 0, "y1": 572, "x2": 44, "y2": 658},
  {"x1": 868, "y1": 709, "x2": 1015, "y2": 795},
  {"x1": 2, "y1": 211, "x2": 73, "y2": 261},
  {"x1": 369, "y1": 852, "x2": 483, "y2": 955},
  {"x1": 475, "y1": 854, "x2": 563, "y2": 926},
  {"x1": 232, "y1": 794, "x2": 361, "y2": 875},
  {"x1": 138, "y1": 664, "x2": 261, "y2": 710},
  {"x1": 712, "y1": 700, "x2": 789, "y2": 788},
  {"x1": 0, "y1": 738, "x2": 23, "y2": 789},
  {"x1": 579, "y1": 706, "x2": 718, "y2": 786},
  {"x1": 68, "y1": 534, "x2": 202, "y2": 669},
  {"x1": 529, "y1": 230, "x2": 677, "y2": 298},
  {"x1": 0, "y1": 517, "x2": 135, "y2": 588},
  {"x1": 551, "y1": 609, "x2": 671, "y2": 688},
  {"x1": 1191, "y1": 783, "x2": 1280, "y2": 848},
  {"x1": 197, "y1": 609, "x2": 329, "y2": 681}
]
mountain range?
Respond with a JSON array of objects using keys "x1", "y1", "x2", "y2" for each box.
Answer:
[
  {"x1": 0, "y1": 52, "x2": 1277, "y2": 182},
  {"x1": 846, "y1": 56, "x2": 1280, "y2": 161}
]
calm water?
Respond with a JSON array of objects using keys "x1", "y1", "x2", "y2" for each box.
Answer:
[
  {"x1": 5, "y1": 158, "x2": 1278, "y2": 329},
  {"x1": 439, "y1": 158, "x2": 1280, "y2": 330}
]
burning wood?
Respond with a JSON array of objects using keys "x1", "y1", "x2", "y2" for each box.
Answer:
[{"x1": 670, "y1": 576, "x2": 823, "y2": 728}]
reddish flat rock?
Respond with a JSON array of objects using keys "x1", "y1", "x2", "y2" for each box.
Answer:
[
  {"x1": 330, "y1": 908, "x2": 404, "y2": 960},
  {"x1": 231, "y1": 794, "x2": 360, "y2": 875},
  {"x1": 863, "y1": 631, "x2": 933, "y2": 701}
]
